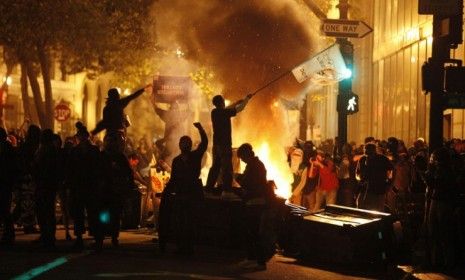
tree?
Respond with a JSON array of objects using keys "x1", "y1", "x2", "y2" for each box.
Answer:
[{"x1": 0, "y1": 0, "x2": 157, "y2": 129}]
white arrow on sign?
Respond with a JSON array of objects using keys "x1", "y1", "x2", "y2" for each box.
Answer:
[{"x1": 321, "y1": 19, "x2": 373, "y2": 38}]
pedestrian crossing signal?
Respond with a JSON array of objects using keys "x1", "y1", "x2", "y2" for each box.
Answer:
[{"x1": 337, "y1": 93, "x2": 359, "y2": 114}]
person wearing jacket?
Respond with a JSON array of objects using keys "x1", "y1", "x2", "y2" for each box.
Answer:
[
  {"x1": 169, "y1": 122, "x2": 207, "y2": 255},
  {"x1": 313, "y1": 151, "x2": 339, "y2": 212},
  {"x1": 67, "y1": 122, "x2": 103, "y2": 250},
  {"x1": 33, "y1": 129, "x2": 60, "y2": 248},
  {"x1": 235, "y1": 143, "x2": 269, "y2": 270},
  {"x1": 92, "y1": 85, "x2": 151, "y2": 152}
]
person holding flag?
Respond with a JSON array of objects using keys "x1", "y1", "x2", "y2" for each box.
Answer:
[{"x1": 205, "y1": 93, "x2": 252, "y2": 197}]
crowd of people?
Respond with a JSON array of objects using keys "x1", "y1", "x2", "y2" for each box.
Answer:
[
  {"x1": 288, "y1": 136, "x2": 465, "y2": 270},
  {"x1": 1, "y1": 85, "x2": 465, "y2": 272},
  {"x1": 0, "y1": 88, "x2": 272, "y2": 270},
  {"x1": 0, "y1": 122, "x2": 144, "y2": 251},
  {"x1": 0, "y1": 86, "x2": 156, "y2": 251}
]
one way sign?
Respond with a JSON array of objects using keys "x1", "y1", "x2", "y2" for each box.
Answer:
[{"x1": 322, "y1": 19, "x2": 373, "y2": 38}]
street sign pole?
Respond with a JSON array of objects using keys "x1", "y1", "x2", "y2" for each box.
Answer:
[
  {"x1": 336, "y1": 0, "x2": 351, "y2": 157},
  {"x1": 322, "y1": 19, "x2": 373, "y2": 38},
  {"x1": 419, "y1": 0, "x2": 464, "y2": 151},
  {"x1": 429, "y1": 14, "x2": 449, "y2": 151}
]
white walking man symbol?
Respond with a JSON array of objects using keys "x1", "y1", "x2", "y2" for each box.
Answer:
[{"x1": 347, "y1": 96, "x2": 357, "y2": 112}]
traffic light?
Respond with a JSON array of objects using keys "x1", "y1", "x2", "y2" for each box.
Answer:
[
  {"x1": 445, "y1": 66, "x2": 465, "y2": 92},
  {"x1": 421, "y1": 61, "x2": 434, "y2": 94},
  {"x1": 337, "y1": 92, "x2": 359, "y2": 114},
  {"x1": 339, "y1": 41, "x2": 354, "y2": 92}
]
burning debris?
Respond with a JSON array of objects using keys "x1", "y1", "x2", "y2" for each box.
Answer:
[{"x1": 155, "y1": 0, "x2": 321, "y2": 197}]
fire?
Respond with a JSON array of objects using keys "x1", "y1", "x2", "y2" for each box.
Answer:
[{"x1": 255, "y1": 142, "x2": 292, "y2": 199}]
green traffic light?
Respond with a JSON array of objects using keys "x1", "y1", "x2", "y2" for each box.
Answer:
[{"x1": 342, "y1": 68, "x2": 352, "y2": 79}]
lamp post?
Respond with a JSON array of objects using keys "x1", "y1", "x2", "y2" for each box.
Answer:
[{"x1": 336, "y1": 0, "x2": 353, "y2": 156}]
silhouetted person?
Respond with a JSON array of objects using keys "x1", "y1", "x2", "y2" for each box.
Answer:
[
  {"x1": 33, "y1": 129, "x2": 60, "y2": 248},
  {"x1": 17, "y1": 124, "x2": 41, "y2": 234},
  {"x1": 51, "y1": 132, "x2": 72, "y2": 241},
  {"x1": 100, "y1": 134, "x2": 135, "y2": 248},
  {"x1": 205, "y1": 94, "x2": 251, "y2": 195},
  {"x1": 425, "y1": 147, "x2": 459, "y2": 270},
  {"x1": 168, "y1": 122, "x2": 207, "y2": 255},
  {"x1": 92, "y1": 86, "x2": 150, "y2": 152},
  {"x1": 67, "y1": 122, "x2": 102, "y2": 251},
  {"x1": 59, "y1": 137, "x2": 75, "y2": 241},
  {"x1": 0, "y1": 127, "x2": 19, "y2": 245},
  {"x1": 355, "y1": 143, "x2": 393, "y2": 211},
  {"x1": 154, "y1": 102, "x2": 191, "y2": 163},
  {"x1": 236, "y1": 143, "x2": 269, "y2": 270}
]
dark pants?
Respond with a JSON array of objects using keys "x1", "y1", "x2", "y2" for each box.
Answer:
[
  {"x1": 244, "y1": 205, "x2": 266, "y2": 265},
  {"x1": 36, "y1": 189, "x2": 56, "y2": 246},
  {"x1": 71, "y1": 191, "x2": 91, "y2": 237},
  {"x1": 357, "y1": 192, "x2": 386, "y2": 212},
  {"x1": 0, "y1": 190, "x2": 15, "y2": 242},
  {"x1": 18, "y1": 178, "x2": 37, "y2": 230},
  {"x1": 206, "y1": 145, "x2": 233, "y2": 191},
  {"x1": 174, "y1": 197, "x2": 195, "y2": 253},
  {"x1": 57, "y1": 189, "x2": 71, "y2": 235},
  {"x1": 106, "y1": 199, "x2": 123, "y2": 240},
  {"x1": 337, "y1": 178, "x2": 355, "y2": 207},
  {"x1": 158, "y1": 192, "x2": 175, "y2": 251},
  {"x1": 428, "y1": 199, "x2": 456, "y2": 268}
]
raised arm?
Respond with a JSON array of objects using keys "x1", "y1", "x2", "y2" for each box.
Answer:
[
  {"x1": 193, "y1": 122, "x2": 208, "y2": 154},
  {"x1": 91, "y1": 120, "x2": 106, "y2": 136},
  {"x1": 228, "y1": 94, "x2": 252, "y2": 113},
  {"x1": 120, "y1": 85, "x2": 151, "y2": 108}
]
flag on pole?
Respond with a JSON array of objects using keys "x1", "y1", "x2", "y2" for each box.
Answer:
[{"x1": 292, "y1": 44, "x2": 349, "y2": 84}]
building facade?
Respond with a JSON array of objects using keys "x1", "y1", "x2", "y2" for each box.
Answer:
[
  {"x1": 349, "y1": 0, "x2": 465, "y2": 145},
  {"x1": 0, "y1": 55, "x2": 112, "y2": 137}
]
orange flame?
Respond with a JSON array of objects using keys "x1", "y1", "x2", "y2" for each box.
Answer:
[{"x1": 254, "y1": 142, "x2": 292, "y2": 199}]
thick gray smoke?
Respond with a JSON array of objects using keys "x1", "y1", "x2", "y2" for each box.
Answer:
[{"x1": 155, "y1": 0, "x2": 320, "y2": 142}]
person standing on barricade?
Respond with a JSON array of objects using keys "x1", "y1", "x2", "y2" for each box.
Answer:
[
  {"x1": 66, "y1": 122, "x2": 103, "y2": 251},
  {"x1": 166, "y1": 122, "x2": 207, "y2": 256},
  {"x1": 235, "y1": 143, "x2": 269, "y2": 271},
  {"x1": 205, "y1": 94, "x2": 251, "y2": 197},
  {"x1": 92, "y1": 85, "x2": 151, "y2": 152}
]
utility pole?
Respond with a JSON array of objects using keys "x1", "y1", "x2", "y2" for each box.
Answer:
[
  {"x1": 336, "y1": 0, "x2": 353, "y2": 155},
  {"x1": 420, "y1": 0, "x2": 463, "y2": 151},
  {"x1": 429, "y1": 15, "x2": 450, "y2": 151},
  {"x1": 304, "y1": 0, "x2": 365, "y2": 150}
]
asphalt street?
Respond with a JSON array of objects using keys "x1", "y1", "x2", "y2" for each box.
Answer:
[{"x1": 0, "y1": 228, "x2": 459, "y2": 280}]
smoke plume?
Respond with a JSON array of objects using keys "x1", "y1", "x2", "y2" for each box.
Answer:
[
  {"x1": 156, "y1": 0, "x2": 319, "y2": 138},
  {"x1": 155, "y1": 1, "x2": 320, "y2": 194}
]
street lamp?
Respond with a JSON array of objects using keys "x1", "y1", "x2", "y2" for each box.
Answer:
[{"x1": 2, "y1": 76, "x2": 12, "y2": 86}]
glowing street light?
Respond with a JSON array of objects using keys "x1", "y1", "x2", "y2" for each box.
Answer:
[
  {"x1": 341, "y1": 68, "x2": 352, "y2": 79},
  {"x1": 175, "y1": 47, "x2": 185, "y2": 58},
  {"x1": 2, "y1": 76, "x2": 12, "y2": 86}
]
